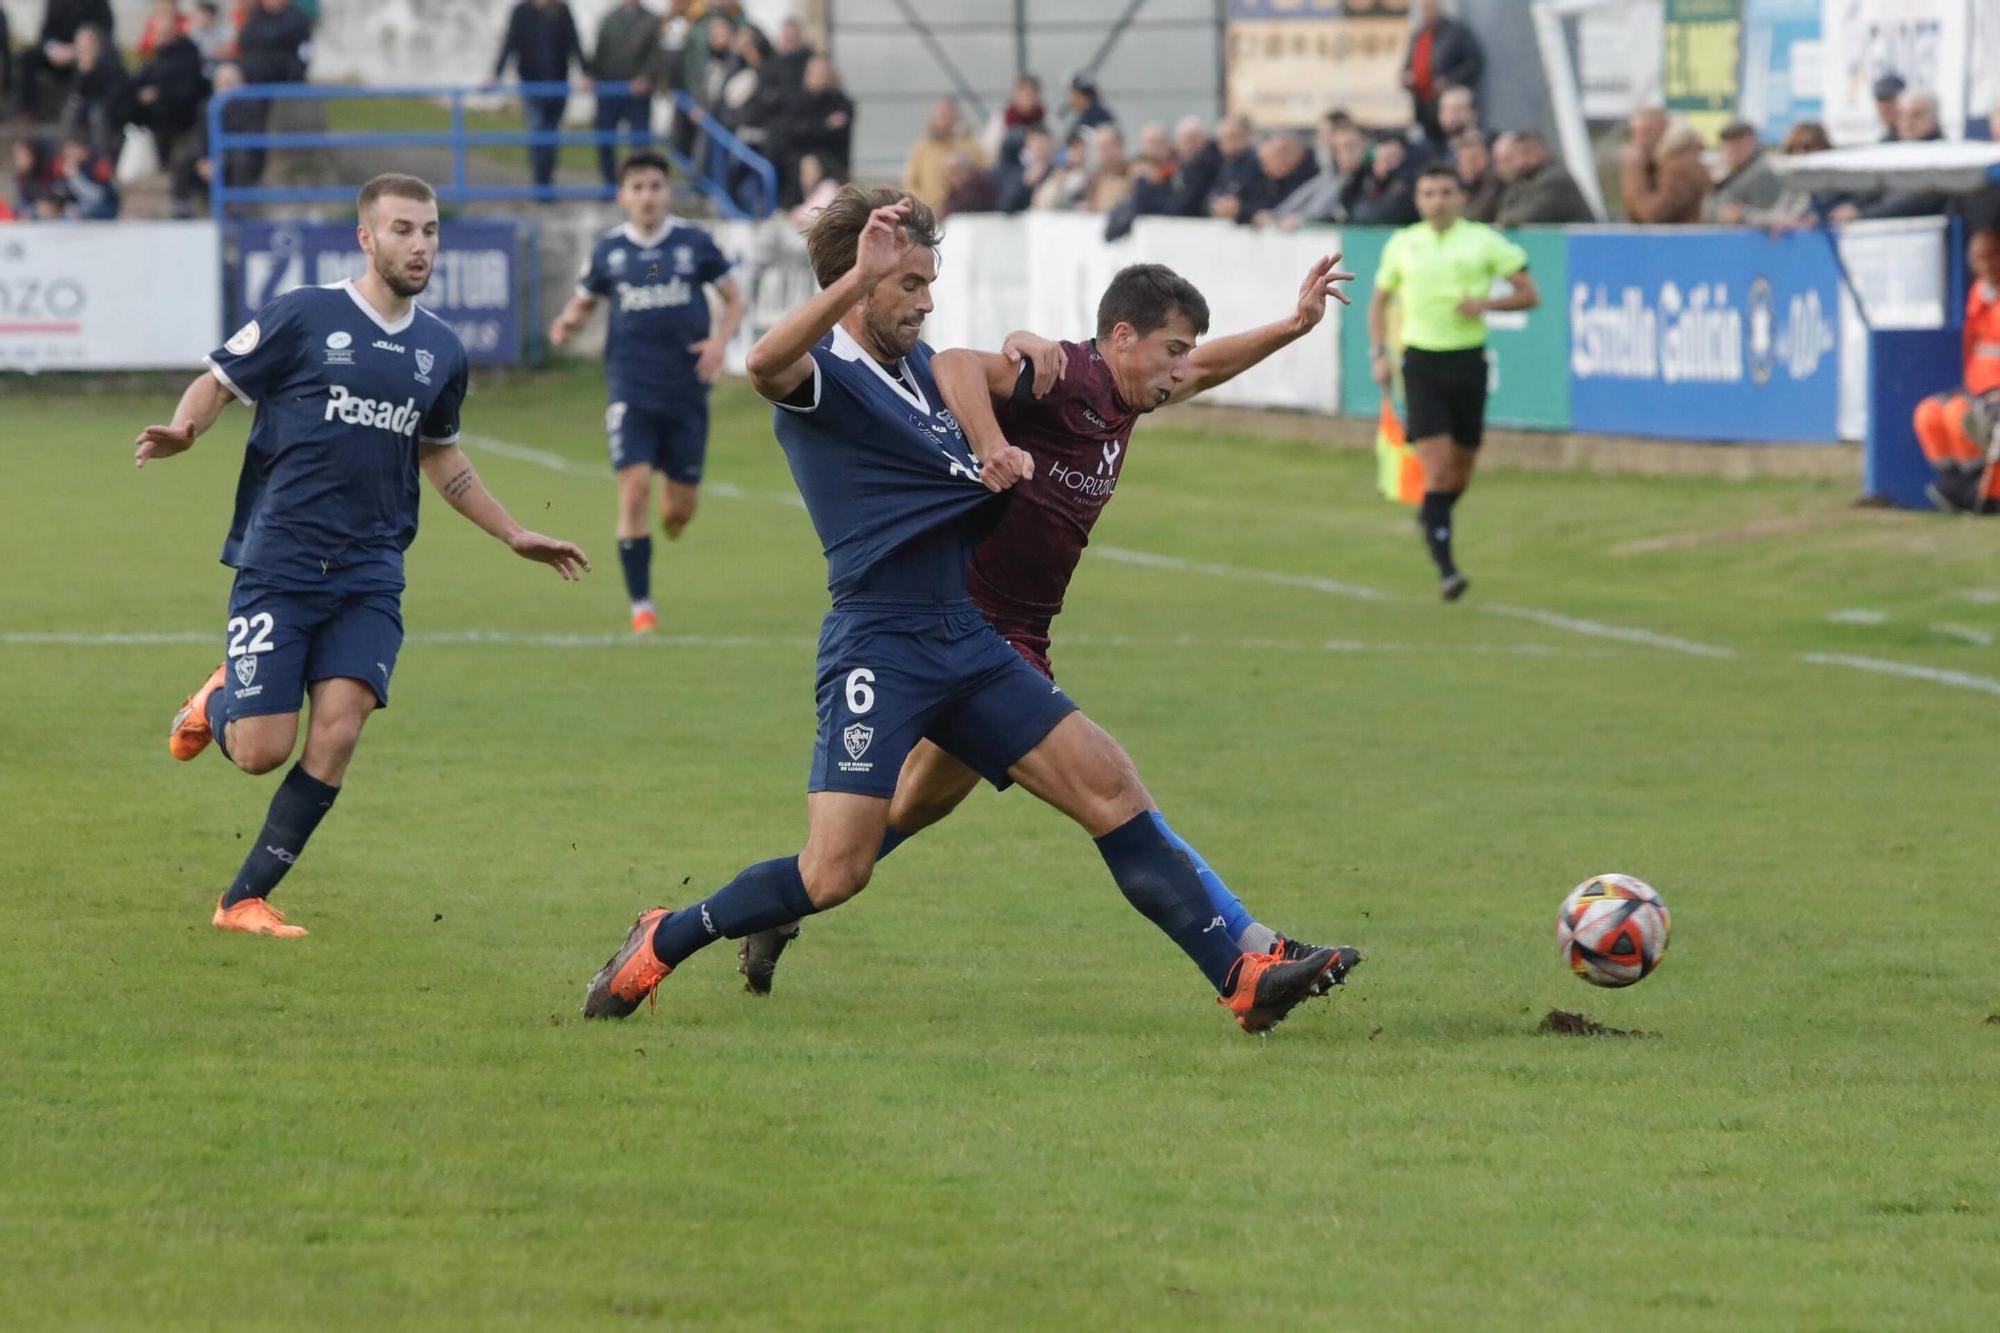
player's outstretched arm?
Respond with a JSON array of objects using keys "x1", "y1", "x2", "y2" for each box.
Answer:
[
  {"x1": 932, "y1": 348, "x2": 1034, "y2": 493},
  {"x1": 745, "y1": 200, "x2": 912, "y2": 401},
  {"x1": 133, "y1": 370, "x2": 234, "y2": 466},
  {"x1": 548, "y1": 293, "x2": 597, "y2": 348},
  {"x1": 418, "y1": 444, "x2": 591, "y2": 581},
  {"x1": 1171, "y1": 253, "x2": 1355, "y2": 405}
]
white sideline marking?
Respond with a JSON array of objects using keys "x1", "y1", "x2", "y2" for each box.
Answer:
[
  {"x1": 462, "y1": 433, "x2": 751, "y2": 501},
  {"x1": 1475, "y1": 602, "x2": 1734, "y2": 659},
  {"x1": 1801, "y1": 654, "x2": 2000, "y2": 697},
  {"x1": 1929, "y1": 624, "x2": 1995, "y2": 647},
  {"x1": 1827, "y1": 608, "x2": 1889, "y2": 626},
  {"x1": 1095, "y1": 546, "x2": 1393, "y2": 603},
  {"x1": 1960, "y1": 589, "x2": 2000, "y2": 606}
]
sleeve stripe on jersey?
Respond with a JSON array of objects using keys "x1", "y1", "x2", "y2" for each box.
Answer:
[
  {"x1": 203, "y1": 355, "x2": 255, "y2": 406},
  {"x1": 420, "y1": 432, "x2": 461, "y2": 446},
  {"x1": 768, "y1": 357, "x2": 822, "y2": 414}
]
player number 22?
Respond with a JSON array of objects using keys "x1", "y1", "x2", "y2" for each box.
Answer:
[
  {"x1": 227, "y1": 612, "x2": 275, "y2": 657},
  {"x1": 844, "y1": 668, "x2": 875, "y2": 714}
]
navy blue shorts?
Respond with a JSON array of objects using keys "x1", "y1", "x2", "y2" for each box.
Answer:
[
  {"x1": 809, "y1": 604, "x2": 1078, "y2": 798},
  {"x1": 221, "y1": 571, "x2": 404, "y2": 718},
  {"x1": 607, "y1": 398, "x2": 708, "y2": 484}
]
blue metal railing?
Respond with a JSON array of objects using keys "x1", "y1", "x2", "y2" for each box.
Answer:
[{"x1": 206, "y1": 81, "x2": 778, "y2": 220}]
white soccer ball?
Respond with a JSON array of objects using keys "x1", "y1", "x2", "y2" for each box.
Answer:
[{"x1": 1556, "y1": 874, "x2": 1670, "y2": 988}]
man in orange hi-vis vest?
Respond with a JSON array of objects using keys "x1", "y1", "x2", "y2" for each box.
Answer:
[{"x1": 1916, "y1": 226, "x2": 2000, "y2": 513}]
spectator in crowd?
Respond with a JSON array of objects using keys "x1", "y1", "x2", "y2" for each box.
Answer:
[
  {"x1": 1080, "y1": 123, "x2": 1132, "y2": 214},
  {"x1": 1738, "y1": 119, "x2": 1841, "y2": 230},
  {"x1": 1060, "y1": 70, "x2": 1114, "y2": 139},
  {"x1": 1166, "y1": 114, "x2": 1218, "y2": 216},
  {"x1": 1621, "y1": 108, "x2": 1708, "y2": 223},
  {"x1": 132, "y1": 16, "x2": 211, "y2": 216},
  {"x1": 1003, "y1": 74, "x2": 1046, "y2": 136},
  {"x1": 589, "y1": 0, "x2": 664, "y2": 187},
  {"x1": 53, "y1": 129, "x2": 118, "y2": 217},
  {"x1": 1033, "y1": 127, "x2": 1089, "y2": 209},
  {"x1": 1263, "y1": 114, "x2": 1365, "y2": 229},
  {"x1": 237, "y1": 0, "x2": 310, "y2": 83},
  {"x1": 15, "y1": 0, "x2": 115, "y2": 120},
  {"x1": 494, "y1": 0, "x2": 584, "y2": 193},
  {"x1": 1831, "y1": 91, "x2": 1951, "y2": 223},
  {"x1": 0, "y1": 9, "x2": 11, "y2": 109},
  {"x1": 708, "y1": 24, "x2": 781, "y2": 209},
  {"x1": 1873, "y1": 73, "x2": 1905, "y2": 143},
  {"x1": 1454, "y1": 130, "x2": 1500, "y2": 221},
  {"x1": 1705, "y1": 121, "x2": 1781, "y2": 223},
  {"x1": 1201, "y1": 113, "x2": 1258, "y2": 216},
  {"x1": 1106, "y1": 120, "x2": 1178, "y2": 229},
  {"x1": 200, "y1": 58, "x2": 265, "y2": 189},
  {"x1": 902, "y1": 96, "x2": 983, "y2": 210},
  {"x1": 137, "y1": 0, "x2": 187, "y2": 59},
  {"x1": 773, "y1": 54, "x2": 852, "y2": 204},
  {"x1": 187, "y1": 2, "x2": 230, "y2": 72},
  {"x1": 62, "y1": 25, "x2": 128, "y2": 162},
  {"x1": 1220, "y1": 132, "x2": 1313, "y2": 226},
  {"x1": 790, "y1": 150, "x2": 839, "y2": 226},
  {"x1": 1913, "y1": 226, "x2": 2000, "y2": 513},
  {"x1": 997, "y1": 123, "x2": 1056, "y2": 213},
  {"x1": 1492, "y1": 129, "x2": 1593, "y2": 225},
  {"x1": 1402, "y1": 0, "x2": 1482, "y2": 147},
  {"x1": 939, "y1": 149, "x2": 998, "y2": 217},
  {"x1": 1964, "y1": 102, "x2": 2000, "y2": 233},
  {"x1": 12, "y1": 136, "x2": 63, "y2": 217},
  {"x1": 766, "y1": 17, "x2": 811, "y2": 96},
  {"x1": 1349, "y1": 134, "x2": 1419, "y2": 225},
  {"x1": 1420, "y1": 84, "x2": 1482, "y2": 162}
]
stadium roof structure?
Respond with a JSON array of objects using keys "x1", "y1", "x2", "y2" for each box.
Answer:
[{"x1": 1772, "y1": 142, "x2": 2000, "y2": 196}]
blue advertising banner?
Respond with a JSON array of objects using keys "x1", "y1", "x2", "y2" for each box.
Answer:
[
  {"x1": 230, "y1": 221, "x2": 527, "y2": 364},
  {"x1": 1567, "y1": 229, "x2": 1841, "y2": 442},
  {"x1": 1738, "y1": 0, "x2": 1822, "y2": 138}
]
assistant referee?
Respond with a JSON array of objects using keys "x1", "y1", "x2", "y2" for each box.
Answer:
[{"x1": 1367, "y1": 161, "x2": 1540, "y2": 600}]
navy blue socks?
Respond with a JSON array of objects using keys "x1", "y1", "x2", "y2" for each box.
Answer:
[
  {"x1": 221, "y1": 763, "x2": 339, "y2": 907},
  {"x1": 204, "y1": 681, "x2": 233, "y2": 761},
  {"x1": 1095, "y1": 812, "x2": 1242, "y2": 992},
  {"x1": 650, "y1": 856, "x2": 817, "y2": 966},
  {"x1": 617, "y1": 535, "x2": 653, "y2": 607}
]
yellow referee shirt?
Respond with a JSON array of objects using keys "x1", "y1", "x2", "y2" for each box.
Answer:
[{"x1": 1375, "y1": 219, "x2": 1529, "y2": 352}]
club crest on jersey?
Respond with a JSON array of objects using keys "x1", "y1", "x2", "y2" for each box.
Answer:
[
  {"x1": 234, "y1": 654, "x2": 258, "y2": 688},
  {"x1": 673, "y1": 245, "x2": 694, "y2": 273},
  {"x1": 1096, "y1": 440, "x2": 1122, "y2": 476},
  {"x1": 414, "y1": 348, "x2": 434, "y2": 384},
  {"x1": 225, "y1": 320, "x2": 261, "y2": 355},
  {"x1": 842, "y1": 723, "x2": 873, "y2": 761},
  {"x1": 608, "y1": 249, "x2": 628, "y2": 273}
]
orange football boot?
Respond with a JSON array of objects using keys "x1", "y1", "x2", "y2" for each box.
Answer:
[
  {"x1": 1220, "y1": 944, "x2": 1350, "y2": 1033},
  {"x1": 213, "y1": 894, "x2": 309, "y2": 938},
  {"x1": 169, "y1": 663, "x2": 229, "y2": 761},
  {"x1": 582, "y1": 907, "x2": 674, "y2": 1018},
  {"x1": 631, "y1": 607, "x2": 660, "y2": 634}
]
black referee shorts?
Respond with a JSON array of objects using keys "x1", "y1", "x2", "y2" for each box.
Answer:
[{"x1": 1402, "y1": 345, "x2": 1490, "y2": 448}]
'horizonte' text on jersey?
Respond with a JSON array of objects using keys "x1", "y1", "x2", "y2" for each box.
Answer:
[{"x1": 205, "y1": 280, "x2": 470, "y2": 592}]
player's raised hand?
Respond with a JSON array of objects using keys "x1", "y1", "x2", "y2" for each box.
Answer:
[
  {"x1": 853, "y1": 200, "x2": 914, "y2": 283},
  {"x1": 977, "y1": 443, "x2": 1034, "y2": 493},
  {"x1": 508, "y1": 530, "x2": 592, "y2": 581},
  {"x1": 1292, "y1": 253, "x2": 1357, "y2": 333},
  {"x1": 690, "y1": 337, "x2": 726, "y2": 384},
  {"x1": 1001, "y1": 330, "x2": 1066, "y2": 397},
  {"x1": 134, "y1": 422, "x2": 196, "y2": 466}
]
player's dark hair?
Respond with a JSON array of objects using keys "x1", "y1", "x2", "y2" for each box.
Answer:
[
  {"x1": 357, "y1": 172, "x2": 436, "y2": 222},
  {"x1": 618, "y1": 150, "x2": 672, "y2": 184},
  {"x1": 1095, "y1": 263, "x2": 1210, "y2": 341},
  {"x1": 803, "y1": 184, "x2": 943, "y2": 290},
  {"x1": 1417, "y1": 161, "x2": 1463, "y2": 186}
]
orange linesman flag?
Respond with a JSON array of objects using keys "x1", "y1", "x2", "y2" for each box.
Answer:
[{"x1": 1374, "y1": 400, "x2": 1423, "y2": 504}]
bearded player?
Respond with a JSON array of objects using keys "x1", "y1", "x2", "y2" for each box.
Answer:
[
  {"x1": 738, "y1": 256, "x2": 1357, "y2": 993},
  {"x1": 139, "y1": 173, "x2": 590, "y2": 938}
]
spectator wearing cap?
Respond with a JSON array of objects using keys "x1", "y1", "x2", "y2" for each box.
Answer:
[
  {"x1": 1061, "y1": 71, "x2": 1114, "y2": 138},
  {"x1": 1873, "y1": 74, "x2": 1906, "y2": 142},
  {"x1": 1491, "y1": 131, "x2": 1594, "y2": 226},
  {"x1": 1402, "y1": 0, "x2": 1483, "y2": 147},
  {"x1": 903, "y1": 96, "x2": 984, "y2": 210},
  {"x1": 1705, "y1": 121, "x2": 1781, "y2": 223},
  {"x1": 1621, "y1": 107, "x2": 1708, "y2": 223}
]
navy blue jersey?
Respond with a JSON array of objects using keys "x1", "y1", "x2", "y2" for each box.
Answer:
[
  {"x1": 205, "y1": 280, "x2": 470, "y2": 593},
  {"x1": 770, "y1": 326, "x2": 1000, "y2": 606},
  {"x1": 578, "y1": 219, "x2": 732, "y2": 413}
]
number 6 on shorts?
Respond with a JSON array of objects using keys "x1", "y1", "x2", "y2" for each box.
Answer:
[{"x1": 844, "y1": 667, "x2": 875, "y2": 714}]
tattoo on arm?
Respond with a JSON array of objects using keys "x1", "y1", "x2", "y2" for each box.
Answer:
[{"x1": 442, "y1": 468, "x2": 476, "y2": 501}]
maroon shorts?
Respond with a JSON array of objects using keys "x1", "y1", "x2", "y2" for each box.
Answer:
[{"x1": 1005, "y1": 635, "x2": 1053, "y2": 680}]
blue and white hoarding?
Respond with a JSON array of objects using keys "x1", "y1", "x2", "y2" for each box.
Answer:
[
  {"x1": 1568, "y1": 229, "x2": 1841, "y2": 443},
  {"x1": 230, "y1": 221, "x2": 527, "y2": 364}
]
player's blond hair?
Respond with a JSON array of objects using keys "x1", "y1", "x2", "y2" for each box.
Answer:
[
  {"x1": 803, "y1": 185, "x2": 942, "y2": 290},
  {"x1": 357, "y1": 173, "x2": 437, "y2": 225}
]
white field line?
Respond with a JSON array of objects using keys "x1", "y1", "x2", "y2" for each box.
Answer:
[
  {"x1": 1, "y1": 629, "x2": 1618, "y2": 658},
  {"x1": 1475, "y1": 602, "x2": 1736, "y2": 659},
  {"x1": 1800, "y1": 654, "x2": 2000, "y2": 697}
]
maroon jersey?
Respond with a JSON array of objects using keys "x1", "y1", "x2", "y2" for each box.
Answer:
[{"x1": 965, "y1": 339, "x2": 1136, "y2": 675}]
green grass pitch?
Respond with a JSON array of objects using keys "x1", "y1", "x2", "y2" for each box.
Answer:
[{"x1": 4, "y1": 364, "x2": 2000, "y2": 1329}]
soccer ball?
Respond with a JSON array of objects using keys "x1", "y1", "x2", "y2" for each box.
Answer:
[{"x1": 1556, "y1": 874, "x2": 1669, "y2": 988}]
